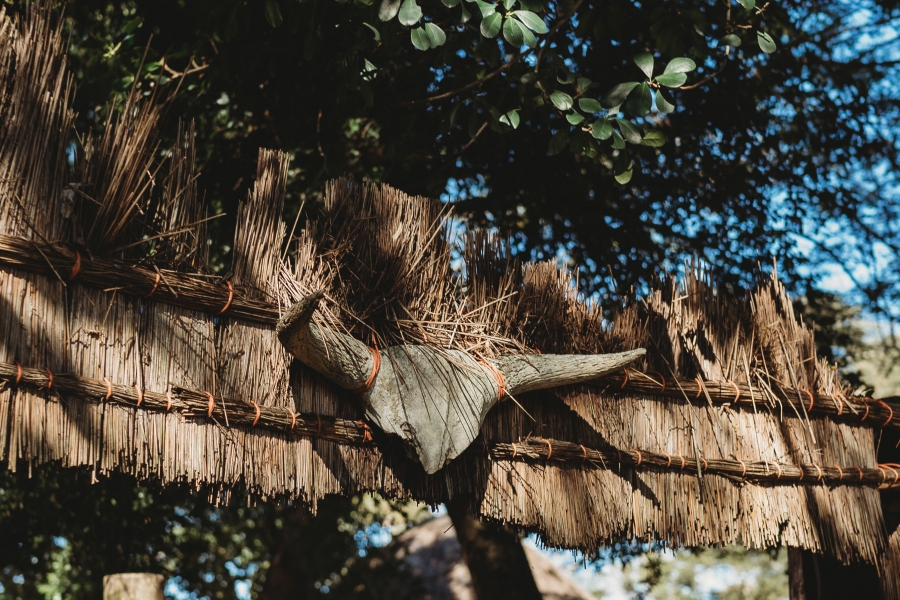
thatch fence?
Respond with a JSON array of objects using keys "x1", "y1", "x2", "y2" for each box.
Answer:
[{"x1": 2, "y1": 6, "x2": 900, "y2": 597}]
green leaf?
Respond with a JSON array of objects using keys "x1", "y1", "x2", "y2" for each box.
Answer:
[
  {"x1": 655, "y1": 72, "x2": 687, "y2": 88},
  {"x1": 425, "y1": 23, "x2": 447, "y2": 46},
  {"x1": 578, "y1": 98, "x2": 603, "y2": 113},
  {"x1": 615, "y1": 118, "x2": 643, "y2": 144},
  {"x1": 460, "y1": 3, "x2": 472, "y2": 23},
  {"x1": 757, "y1": 31, "x2": 777, "y2": 53},
  {"x1": 634, "y1": 53, "x2": 654, "y2": 79},
  {"x1": 379, "y1": 0, "x2": 402, "y2": 21},
  {"x1": 576, "y1": 77, "x2": 592, "y2": 92},
  {"x1": 480, "y1": 12, "x2": 502, "y2": 37},
  {"x1": 264, "y1": 0, "x2": 283, "y2": 27},
  {"x1": 626, "y1": 82, "x2": 652, "y2": 116},
  {"x1": 640, "y1": 130, "x2": 666, "y2": 147},
  {"x1": 503, "y1": 17, "x2": 525, "y2": 46},
  {"x1": 499, "y1": 109, "x2": 520, "y2": 128},
  {"x1": 519, "y1": 0, "x2": 543, "y2": 11},
  {"x1": 362, "y1": 58, "x2": 378, "y2": 81},
  {"x1": 475, "y1": 0, "x2": 496, "y2": 17},
  {"x1": 720, "y1": 33, "x2": 741, "y2": 47},
  {"x1": 503, "y1": 0, "x2": 516, "y2": 9},
  {"x1": 736, "y1": 0, "x2": 756, "y2": 9},
  {"x1": 410, "y1": 26, "x2": 431, "y2": 49},
  {"x1": 591, "y1": 118, "x2": 613, "y2": 140},
  {"x1": 512, "y1": 10, "x2": 548, "y2": 33},
  {"x1": 569, "y1": 130, "x2": 590, "y2": 154},
  {"x1": 520, "y1": 72, "x2": 538, "y2": 84},
  {"x1": 614, "y1": 161, "x2": 634, "y2": 184},
  {"x1": 549, "y1": 90, "x2": 574, "y2": 110},
  {"x1": 655, "y1": 89, "x2": 675, "y2": 113},
  {"x1": 449, "y1": 102, "x2": 463, "y2": 130},
  {"x1": 123, "y1": 17, "x2": 142, "y2": 34},
  {"x1": 611, "y1": 129, "x2": 626, "y2": 149},
  {"x1": 399, "y1": 0, "x2": 423, "y2": 26},
  {"x1": 517, "y1": 19, "x2": 537, "y2": 46},
  {"x1": 566, "y1": 112, "x2": 584, "y2": 125},
  {"x1": 363, "y1": 23, "x2": 382, "y2": 42},
  {"x1": 663, "y1": 57, "x2": 696, "y2": 74},
  {"x1": 443, "y1": 0, "x2": 461, "y2": 6},
  {"x1": 548, "y1": 130, "x2": 568, "y2": 155},
  {"x1": 557, "y1": 70, "x2": 575, "y2": 84},
  {"x1": 602, "y1": 82, "x2": 640, "y2": 108}
]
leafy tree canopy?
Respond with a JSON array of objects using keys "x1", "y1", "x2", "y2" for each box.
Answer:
[{"x1": 47, "y1": 0, "x2": 900, "y2": 322}]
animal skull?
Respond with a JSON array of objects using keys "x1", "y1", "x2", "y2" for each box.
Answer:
[{"x1": 276, "y1": 291, "x2": 645, "y2": 473}]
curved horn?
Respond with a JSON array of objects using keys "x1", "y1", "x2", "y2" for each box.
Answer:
[
  {"x1": 276, "y1": 291, "x2": 375, "y2": 390},
  {"x1": 496, "y1": 349, "x2": 646, "y2": 396}
]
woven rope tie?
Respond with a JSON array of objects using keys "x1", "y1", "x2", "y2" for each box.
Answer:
[{"x1": 352, "y1": 346, "x2": 381, "y2": 395}]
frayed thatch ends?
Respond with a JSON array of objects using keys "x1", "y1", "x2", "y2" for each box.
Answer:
[
  {"x1": 884, "y1": 523, "x2": 900, "y2": 600},
  {"x1": 0, "y1": 6, "x2": 74, "y2": 242},
  {"x1": 494, "y1": 266, "x2": 884, "y2": 562},
  {"x1": 0, "y1": 4, "x2": 893, "y2": 571}
]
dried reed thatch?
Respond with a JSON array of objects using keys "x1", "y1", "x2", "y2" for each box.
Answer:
[{"x1": 1, "y1": 7, "x2": 900, "y2": 597}]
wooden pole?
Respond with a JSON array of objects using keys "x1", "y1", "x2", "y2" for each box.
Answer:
[{"x1": 103, "y1": 574, "x2": 164, "y2": 600}]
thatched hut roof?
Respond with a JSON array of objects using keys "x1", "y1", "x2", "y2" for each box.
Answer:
[{"x1": 1, "y1": 7, "x2": 899, "y2": 597}]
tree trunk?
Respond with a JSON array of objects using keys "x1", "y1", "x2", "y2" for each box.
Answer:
[
  {"x1": 787, "y1": 547, "x2": 883, "y2": 600},
  {"x1": 446, "y1": 498, "x2": 542, "y2": 600},
  {"x1": 103, "y1": 574, "x2": 164, "y2": 600}
]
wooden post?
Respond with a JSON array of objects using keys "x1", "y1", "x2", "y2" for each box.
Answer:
[{"x1": 103, "y1": 574, "x2": 164, "y2": 600}]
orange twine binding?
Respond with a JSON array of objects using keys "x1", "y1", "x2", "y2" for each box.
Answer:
[
  {"x1": 511, "y1": 443, "x2": 518, "y2": 459},
  {"x1": 621, "y1": 367, "x2": 630, "y2": 389},
  {"x1": 69, "y1": 250, "x2": 81, "y2": 280},
  {"x1": 655, "y1": 371, "x2": 666, "y2": 393},
  {"x1": 102, "y1": 376, "x2": 112, "y2": 400},
  {"x1": 353, "y1": 347, "x2": 381, "y2": 395},
  {"x1": 632, "y1": 449, "x2": 642, "y2": 466},
  {"x1": 134, "y1": 384, "x2": 143, "y2": 407},
  {"x1": 480, "y1": 359, "x2": 507, "y2": 402},
  {"x1": 145, "y1": 272, "x2": 161, "y2": 298},
  {"x1": 729, "y1": 380, "x2": 741, "y2": 403},
  {"x1": 357, "y1": 420, "x2": 373, "y2": 443},
  {"x1": 544, "y1": 438, "x2": 553, "y2": 459},
  {"x1": 694, "y1": 377, "x2": 703, "y2": 399},
  {"x1": 856, "y1": 466, "x2": 864, "y2": 482},
  {"x1": 165, "y1": 389, "x2": 173, "y2": 412},
  {"x1": 285, "y1": 407, "x2": 296, "y2": 430},
  {"x1": 580, "y1": 444, "x2": 588, "y2": 461},
  {"x1": 834, "y1": 464, "x2": 843, "y2": 481},
  {"x1": 737, "y1": 458, "x2": 747, "y2": 478},
  {"x1": 877, "y1": 400, "x2": 894, "y2": 427},
  {"x1": 802, "y1": 389, "x2": 814, "y2": 412},
  {"x1": 814, "y1": 464, "x2": 823, "y2": 482},
  {"x1": 250, "y1": 401, "x2": 261, "y2": 427},
  {"x1": 315, "y1": 413, "x2": 322, "y2": 439},
  {"x1": 664, "y1": 453, "x2": 672, "y2": 467},
  {"x1": 205, "y1": 392, "x2": 215, "y2": 417},
  {"x1": 14, "y1": 362, "x2": 22, "y2": 385},
  {"x1": 832, "y1": 393, "x2": 844, "y2": 416},
  {"x1": 218, "y1": 281, "x2": 234, "y2": 315},
  {"x1": 880, "y1": 464, "x2": 899, "y2": 486},
  {"x1": 678, "y1": 455, "x2": 686, "y2": 469},
  {"x1": 861, "y1": 399, "x2": 871, "y2": 422},
  {"x1": 44, "y1": 367, "x2": 53, "y2": 389}
]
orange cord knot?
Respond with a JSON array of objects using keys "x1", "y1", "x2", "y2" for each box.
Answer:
[
  {"x1": 357, "y1": 420, "x2": 373, "y2": 443},
  {"x1": 352, "y1": 346, "x2": 381, "y2": 395}
]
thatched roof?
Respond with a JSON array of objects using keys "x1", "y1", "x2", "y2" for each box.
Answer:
[{"x1": 1, "y1": 7, "x2": 899, "y2": 596}]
